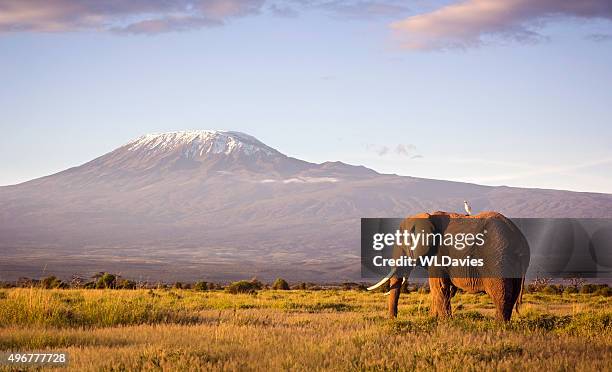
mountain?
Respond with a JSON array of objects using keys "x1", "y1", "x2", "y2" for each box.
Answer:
[{"x1": 1, "y1": 130, "x2": 612, "y2": 282}]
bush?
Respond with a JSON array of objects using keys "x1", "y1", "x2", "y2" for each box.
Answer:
[
  {"x1": 117, "y1": 279, "x2": 136, "y2": 289},
  {"x1": 194, "y1": 281, "x2": 208, "y2": 291},
  {"x1": 40, "y1": 276, "x2": 65, "y2": 289},
  {"x1": 83, "y1": 281, "x2": 96, "y2": 289},
  {"x1": 564, "y1": 286, "x2": 578, "y2": 295},
  {"x1": 292, "y1": 282, "x2": 308, "y2": 290},
  {"x1": 96, "y1": 273, "x2": 116, "y2": 289},
  {"x1": 542, "y1": 285, "x2": 559, "y2": 295},
  {"x1": 226, "y1": 279, "x2": 263, "y2": 294},
  {"x1": 173, "y1": 282, "x2": 183, "y2": 289},
  {"x1": 580, "y1": 284, "x2": 594, "y2": 294},
  {"x1": 272, "y1": 278, "x2": 290, "y2": 290},
  {"x1": 594, "y1": 287, "x2": 612, "y2": 297}
]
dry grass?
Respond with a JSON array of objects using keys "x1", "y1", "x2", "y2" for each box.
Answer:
[{"x1": 0, "y1": 288, "x2": 610, "y2": 371}]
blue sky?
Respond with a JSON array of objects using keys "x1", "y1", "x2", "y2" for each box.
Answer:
[{"x1": 1, "y1": 0, "x2": 612, "y2": 193}]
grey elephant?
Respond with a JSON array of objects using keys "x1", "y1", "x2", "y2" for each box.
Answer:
[{"x1": 368, "y1": 211, "x2": 530, "y2": 321}]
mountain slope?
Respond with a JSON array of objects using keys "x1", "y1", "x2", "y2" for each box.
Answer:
[{"x1": 1, "y1": 130, "x2": 611, "y2": 282}]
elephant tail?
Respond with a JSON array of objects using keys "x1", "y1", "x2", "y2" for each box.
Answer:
[{"x1": 514, "y1": 276, "x2": 525, "y2": 315}]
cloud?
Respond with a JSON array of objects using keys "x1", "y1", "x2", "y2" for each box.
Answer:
[
  {"x1": 259, "y1": 177, "x2": 339, "y2": 184},
  {"x1": 366, "y1": 143, "x2": 420, "y2": 158},
  {"x1": 315, "y1": 0, "x2": 409, "y2": 20},
  {"x1": 270, "y1": 0, "x2": 409, "y2": 20},
  {"x1": 112, "y1": 16, "x2": 222, "y2": 34},
  {"x1": 268, "y1": 4, "x2": 300, "y2": 18},
  {"x1": 390, "y1": 0, "x2": 612, "y2": 50},
  {"x1": 0, "y1": 0, "x2": 264, "y2": 34},
  {"x1": 585, "y1": 33, "x2": 612, "y2": 42},
  {"x1": 394, "y1": 143, "x2": 416, "y2": 157}
]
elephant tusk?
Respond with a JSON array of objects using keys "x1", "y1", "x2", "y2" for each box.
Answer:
[{"x1": 367, "y1": 268, "x2": 397, "y2": 291}]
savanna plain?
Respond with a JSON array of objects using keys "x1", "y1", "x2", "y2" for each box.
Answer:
[{"x1": 0, "y1": 286, "x2": 611, "y2": 371}]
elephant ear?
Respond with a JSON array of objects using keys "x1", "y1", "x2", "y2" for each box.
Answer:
[{"x1": 399, "y1": 215, "x2": 436, "y2": 258}]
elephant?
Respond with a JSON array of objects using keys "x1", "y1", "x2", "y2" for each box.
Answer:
[{"x1": 369, "y1": 211, "x2": 530, "y2": 321}]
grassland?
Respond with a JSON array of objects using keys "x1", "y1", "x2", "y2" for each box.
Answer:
[{"x1": 0, "y1": 287, "x2": 611, "y2": 371}]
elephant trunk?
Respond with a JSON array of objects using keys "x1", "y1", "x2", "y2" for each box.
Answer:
[{"x1": 388, "y1": 277, "x2": 402, "y2": 318}]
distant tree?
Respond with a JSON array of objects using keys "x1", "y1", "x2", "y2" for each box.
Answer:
[
  {"x1": 135, "y1": 280, "x2": 148, "y2": 290},
  {"x1": 41, "y1": 276, "x2": 65, "y2": 289},
  {"x1": 272, "y1": 278, "x2": 290, "y2": 290},
  {"x1": 117, "y1": 279, "x2": 136, "y2": 289},
  {"x1": 531, "y1": 277, "x2": 553, "y2": 292},
  {"x1": 92, "y1": 272, "x2": 106, "y2": 280},
  {"x1": 84, "y1": 281, "x2": 96, "y2": 289},
  {"x1": 173, "y1": 282, "x2": 183, "y2": 289},
  {"x1": 580, "y1": 284, "x2": 597, "y2": 294},
  {"x1": 17, "y1": 277, "x2": 37, "y2": 288},
  {"x1": 96, "y1": 273, "x2": 116, "y2": 289},
  {"x1": 564, "y1": 286, "x2": 578, "y2": 295},
  {"x1": 595, "y1": 286, "x2": 612, "y2": 297},
  {"x1": 542, "y1": 285, "x2": 560, "y2": 295},
  {"x1": 194, "y1": 281, "x2": 208, "y2": 291},
  {"x1": 565, "y1": 276, "x2": 586, "y2": 289},
  {"x1": 70, "y1": 275, "x2": 85, "y2": 288},
  {"x1": 226, "y1": 279, "x2": 263, "y2": 294}
]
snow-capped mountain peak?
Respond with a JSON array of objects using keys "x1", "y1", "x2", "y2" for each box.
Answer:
[{"x1": 126, "y1": 130, "x2": 280, "y2": 158}]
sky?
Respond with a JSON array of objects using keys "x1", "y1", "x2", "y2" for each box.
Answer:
[{"x1": 1, "y1": 0, "x2": 612, "y2": 193}]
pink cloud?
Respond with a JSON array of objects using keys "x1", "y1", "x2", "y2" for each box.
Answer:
[
  {"x1": 0, "y1": 0, "x2": 264, "y2": 34},
  {"x1": 390, "y1": 0, "x2": 612, "y2": 50}
]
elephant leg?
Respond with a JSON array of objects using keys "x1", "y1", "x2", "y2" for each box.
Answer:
[
  {"x1": 485, "y1": 278, "x2": 514, "y2": 321},
  {"x1": 388, "y1": 277, "x2": 402, "y2": 318},
  {"x1": 429, "y1": 277, "x2": 452, "y2": 318},
  {"x1": 509, "y1": 278, "x2": 523, "y2": 315}
]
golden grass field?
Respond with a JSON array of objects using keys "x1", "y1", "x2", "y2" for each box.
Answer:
[{"x1": 0, "y1": 287, "x2": 611, "y2": 371}]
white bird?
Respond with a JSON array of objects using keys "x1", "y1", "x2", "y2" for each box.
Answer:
[{"x1": 464, "y1": 200, "x2": 472, "y2": 216}]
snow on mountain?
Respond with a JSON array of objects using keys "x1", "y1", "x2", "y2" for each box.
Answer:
[{"x1": 126, "y1": 130, "x2": 280, "y2": 158}]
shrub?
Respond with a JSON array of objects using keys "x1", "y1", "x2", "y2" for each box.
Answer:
[
  {"x1": 272, "y1": 278, "x2": 290, "y2": 290},
  {"x1": 194, "y1": 281, "x2": 208, "y2": 291},
  {"x1": 117, "y1": 279, "x2": 136, "y2": 289},
  {"x1": 594, "y1": 287, "x2": 612, "y2": 297},
  {"x1": 96, "y1": 273, "x2": 116, "y2": 289},
  {"x1": 83, "y1": 281, "x2": 96, "y2": 289},
  {"x1": 564, "y1": 286, "x2": 578, "y2": 295},
  {"x1": 580, "y1": 284, "x2": 598, "y2": 294},
  {"x1": 542, "y1": 285, "x2": 559, "y2": 295},
  {"x1": 226, "y1": 279, "x2": 263, "y2": 294},
  {"x1": 515, "y1": 313, "x2": 572, "y2": 331},
  {"x1": 40, "y1": 276, "x2": 65, "y2": 289},
  {"x1": 173, "y1": 282, "x2": 183, "y2": 289}
]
